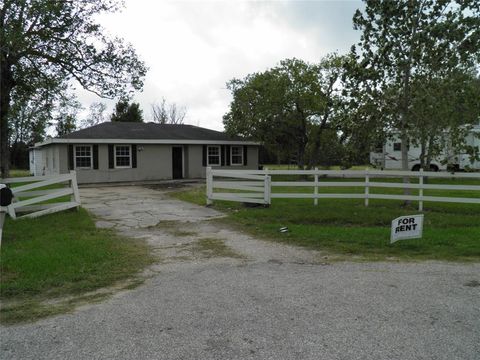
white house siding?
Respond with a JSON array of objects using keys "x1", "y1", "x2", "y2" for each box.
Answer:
[
  {"x1": 187, "y1": 145, "x2": 259, "y2": 178},
  {"x1": 28, "y1": 148, "x2": 47, "y2": 176},
  {"x1": 29, "y1": 150, "x2": 35, "y2": 175},
  {"x1": 70, "y1": 144, "x2": 171, "y2": 184},
  {"x1": 42, "y1": 143, "x2": 259, "y2": 184}
]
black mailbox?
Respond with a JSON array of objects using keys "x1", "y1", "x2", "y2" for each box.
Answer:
[{"x1": 0, "y1": 186, "x2": 13, "y2": 207}]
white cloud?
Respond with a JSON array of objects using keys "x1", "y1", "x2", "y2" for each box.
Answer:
[{"x1": 76, "y1": 0, "x2": 361, "y2": 131}]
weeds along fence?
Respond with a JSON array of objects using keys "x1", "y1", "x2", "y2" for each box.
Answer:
[
  {"x1": 206, "y1": 167, "x2": 480, "y2": 210},
  {"x1": 0, "y1": 171, "x2": 81, "y2": 219}
]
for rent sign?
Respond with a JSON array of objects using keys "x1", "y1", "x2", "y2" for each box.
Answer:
[{"x1": 391, "y1": 215, "x2": 424, "y2": 243}]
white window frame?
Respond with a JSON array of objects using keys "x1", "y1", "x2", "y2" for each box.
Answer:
[
  {"x1": 74, "y1": 145, "x2": 93, "y2": 170},
  {"x1": 114, "y1": 145, "x2": 132, "y2": 169},
  {"x1": 207, "y1": 146, "x2": 221, "y2": 166},
  {"x1": 230, "y1": 145, "x2": 244, "y2": 166}
]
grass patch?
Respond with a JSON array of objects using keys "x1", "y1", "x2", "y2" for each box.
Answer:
[
  {"x1": 191, "y1": 238, "x2": 245, "y2": 259},
  {"x1": 0, "y1": 292, "x2": 114, "y2": 325},
  {"x1": 0, "y1": 300, "x2": 73, "y2": 325},
  {"x1": 170, "y1": 184, "x2": 480, "y2": 262},
  {"x1": 149, "y1": 220, "x2": 197, "y2": 237},
  {"x1": 7, "y1": 169, "x2": 31, "y2": 178},
  {"x1": 0, "y1": 208, "x2": 155, "y2": 324},
  {"x1": 171, "y1": 230, "x2": 197, "y2": 237}
]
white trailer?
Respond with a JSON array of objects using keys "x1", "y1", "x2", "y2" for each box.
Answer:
[{"x1": 370, "y1": 125, "x2": 480, "y2": 171}]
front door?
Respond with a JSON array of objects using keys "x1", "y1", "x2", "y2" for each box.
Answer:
[{"x1": 172, "y1": 147, "x2": 183, "y2": 179}]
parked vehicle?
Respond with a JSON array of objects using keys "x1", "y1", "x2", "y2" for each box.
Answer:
[{"x1": 370, "y1": 125, "x2": 480, "y2": 171}]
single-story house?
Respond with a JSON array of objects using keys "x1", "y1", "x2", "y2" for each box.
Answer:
[{"x1": 30, "y1": 122, "x2": 260, "y2": 184}]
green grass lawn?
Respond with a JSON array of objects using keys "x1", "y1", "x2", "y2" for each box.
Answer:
[
  {"x1": 171, "y1": 181, "x2": 480, "y2": 262},
  {"x1": 7, "y1": 169, "x2": 31, "y2": 178},
  {"x1": 0, "y1": 208, "x2": 154, "y2": 324}
]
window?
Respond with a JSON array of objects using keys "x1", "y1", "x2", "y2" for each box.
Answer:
[
  {"x1": 115, "y1": 145, "x2": 131, "y2": 168},
  {"x1": 207, "y1": 146, "x2": 220, "y2": 166},
  {"x1": 231, "y1": 146, "x2": 243, "y2": 165},
  {"x1": 75, "y1": 145, "x2": 92, "y2": 169}
]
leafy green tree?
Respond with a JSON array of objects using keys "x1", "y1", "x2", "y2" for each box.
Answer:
[
  {"x1": 352, "y1": 0, "x2": 480, "y2": 171},
  {"x1": 7, "y1": 85, "x2": 54, "y2": 169},
  {"x1": 0, "y1": 0, "x2": 147, "y2": 177},
  {"x1": 111, "y1": 99, "x2": 144, "y2": 123},
  {"x1": 224, "y1": 57, "x2": 346, "y2": 168},
  {"x1": 55, "y1": 94, "x2": 83, "y2": 136},
  {"x1": 8, "y1": 88, "x2": 53, "y2": 146},
  {"x1": 306, "y1": 54, "x2": 348, "y2": 168},
  {"x1": 408, "y1": 68, "x2": 480, "y2": 169},
  {"x1": 336, "y1": 55, "x2": 395, "y2": 168}
]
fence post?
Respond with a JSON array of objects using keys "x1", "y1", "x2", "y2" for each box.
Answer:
[
  {"x1": 364, "y1": 168, "x2": 369, "y2": 207},
  {"x1": 264, "y1": 174, "x2": 271, "y2": 206},
  {"x1": 206, "y1": 167, "x2": 213, "y2": 206},
  {"x1": 70, "y1": 171, "x2": 81, "y2": 208},
  {"x1": 314, "y1": 167, "x2": 318, "y2": 206},
  {"x1": 419, "y1": 168, "x2": 424, "y2": 211}
]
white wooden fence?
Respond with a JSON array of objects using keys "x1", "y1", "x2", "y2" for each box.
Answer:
[
  {"x1": 1, "y1": 171, "x2": 81, "y2": 219},
  {"x1": 206, "y1": 167, "x2": 480, "y2": 210}
]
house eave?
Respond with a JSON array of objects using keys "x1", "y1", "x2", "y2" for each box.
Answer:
[{"x1": 34, "y1": 138, "x2": 260, "y2": 147}]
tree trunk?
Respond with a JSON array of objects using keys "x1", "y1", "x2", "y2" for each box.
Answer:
[
  {"x1": 425, "y1": 135, "x2": 435, "y2": 170},
  {"x1": 1, "y1": 59, "x2": 14, "y2": 178},
  {"x1": 419, "y1": 136, "x2": 427, "y2": 169}
]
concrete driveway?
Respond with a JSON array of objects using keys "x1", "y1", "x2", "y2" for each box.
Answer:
[{"x1": 1, "y1": 185, "x2": 479, "y2": 360}]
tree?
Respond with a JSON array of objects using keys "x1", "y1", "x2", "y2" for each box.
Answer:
[
  {"x1": 0, "y1": 0, "x2": 147, "y2": 177},
  {"x1": 305, "y1": 54, "x2": 348, "y2": 168},
  {"x1": 223, "y1": 57, "x2": 347, "y2": 169},
  {"x1": 80, "y1": 102, "x2": 108, "y2": 129},
  {"x1": 335, "y1": 55, "x2": 394, "y2": 168},
  {"x1": 8, "y1": 87, "x2": 53, "y2": 147},
  {"x1": 151, "y1": 97, "x2": 187, "y2": 124},
  {"x1": 111, "y1": 99, "x2": 143, "y2": 122},
  {"x1": 352, "y1": 0, "x2": 480, "y2": 172},
  {"x1": 7, "y1": 85, "x2": 55, "y2": 169},
  {"x1": 407, "y1": 69, "x2": 480, "y2": 169},
  {"x1": 54, "y1": 94, "x2": 83, "y2": 136}
]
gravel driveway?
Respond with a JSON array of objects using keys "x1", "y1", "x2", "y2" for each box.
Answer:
[{"x1": 1, "y1": 185, "x2": 479, "y2": 360}]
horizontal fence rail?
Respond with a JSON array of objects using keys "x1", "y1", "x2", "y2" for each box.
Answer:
[
  {"x1": 206, "y1": 167, "x2": 480, "y2": 210},
  {"x1": 0, "y1": 171, "x2": 81, "y2": 219}
]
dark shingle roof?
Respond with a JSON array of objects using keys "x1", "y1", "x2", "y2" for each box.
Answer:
[{"x1": 60, "y1": 122, "x2": 246, "y2": 141}]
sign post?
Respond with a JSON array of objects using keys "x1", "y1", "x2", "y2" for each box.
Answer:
[{"x1": 391, "y1": 214, "x2": 424, "y2": 244}]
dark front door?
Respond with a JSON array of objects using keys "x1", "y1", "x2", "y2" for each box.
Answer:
[{"x1": 172, "y1": 147, "x2": 183, "y2": 179}]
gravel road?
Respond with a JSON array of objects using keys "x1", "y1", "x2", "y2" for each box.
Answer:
[{"x1": 1, "y1": 185, "x2": 479, "y2": 360}]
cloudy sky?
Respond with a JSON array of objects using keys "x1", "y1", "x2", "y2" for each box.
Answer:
[{"x1": 77, "y1": 0, "x2": 363, "y2": 131}]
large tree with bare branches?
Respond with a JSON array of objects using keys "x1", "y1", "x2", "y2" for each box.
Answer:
[
  {"x1": 151, "y1": 97, "x2": 187, "y2": 124},
  {"x1": 0, "y1": 0, "x2": 147, "y2": 177}
]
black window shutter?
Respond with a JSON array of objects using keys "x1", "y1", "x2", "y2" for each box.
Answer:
[
  {"x1": 132, "y1": 145, "x2": 137, "y2": 168},
  {"x1": 108, "y1": 145, "x2": 114, "y2": 169},
  {"x1": 93, "y1": 145, "x2": 99, "y2": 169},
  {"x1": 202, "y1": 145, "x2": 207, "y2": 166},
  {"x1": 68, "y1": 145, "x2": 74, "y2": 170},
  {"x1": 226, "y1": 146, "x2": 231, "y2": 166},
  {"x1": 221, "y1": 145, "x2": 225, "y2": 166},
  {"x1": 243, "y1": 146, "x2": 248, "y2": 166}
]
